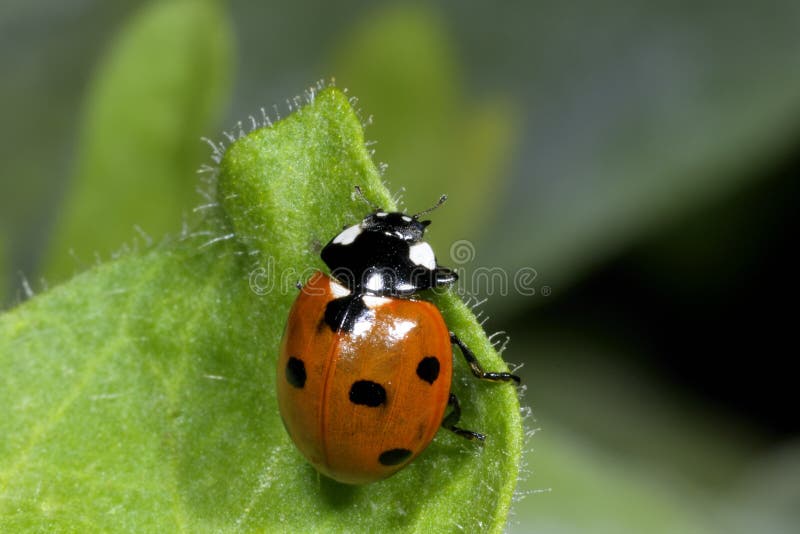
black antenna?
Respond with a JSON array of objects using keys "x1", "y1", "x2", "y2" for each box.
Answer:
[
  {"x1": 354, "y1": 185, "x2": 381, "y2": 211},
  {"x1": 413, "y1": 194, "x2": 447, "y2": 219}
]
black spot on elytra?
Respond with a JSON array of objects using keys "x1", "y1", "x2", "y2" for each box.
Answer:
[
  {"x1": 349, "y1": 380, "x2": 386, "y2": 407},
  {"x1": 416, "y1": 356, "x2": 440, "y2": 384},
  {"x1": 378, "y1": 448, "x2": 412, "y2": 466},
  {"x1": 324, "y1": 295, "x2": 369, "y2": 333},
  {"x1": 286, "y1": 356, "x2": 306, "y2": 388}
]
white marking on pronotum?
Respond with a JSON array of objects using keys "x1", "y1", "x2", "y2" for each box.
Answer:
[
  {"x1": 365, "y1": 273, "x2": 384, "y2": 292},
  {"x1": 409, "y1": 242, "x2": 436, "y2": 269},
  {"x1": 401, "y1": 215, "x2": 412, "y2": 222},
  {"x1": 329, "y1": 278, "x2": 351, "y2": 298},
  {"x1": 376, "y1": 212, "x2": 388, "y2": 218},
  {"x1": 362, "y1": 295, "x2": 390, "y2": 308},
  {"x1": 332, "y1": 224, "x2": 362, "y2": 245},
  {"x1": 396, "y1": 282, "x2": 415, "y2": 293}
]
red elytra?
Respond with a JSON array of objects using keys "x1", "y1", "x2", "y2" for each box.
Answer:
[{"x1": 277, "y1": 271, "x2": 452, "y2": 484}]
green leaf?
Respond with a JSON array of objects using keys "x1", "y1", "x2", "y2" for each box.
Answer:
[
  {"x1": 41, "y1": 0, "x2": 232, "y2": 283},
  {"x1": 1, "y1": 88, "x2": 522, "y2": 532},
  {"x1": 332, "y1": 5, "x2": 517, "y2": 252}
]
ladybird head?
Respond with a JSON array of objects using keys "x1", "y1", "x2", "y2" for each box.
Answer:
[
  {"x1": 320, "y1": 192, "x2": 456, "y2": 296},
  {"x1": 360, "y1": 211, "x2": 430, "y2": 243}
]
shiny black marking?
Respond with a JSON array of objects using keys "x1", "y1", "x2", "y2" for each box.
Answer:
[
  {"x1": 434, "y1": 267, "x2": 458, "y2": 286},
  {"x1": 450, "y1": 332, "x2": 521, "y2": 384},
  {"x1": 378, "y1": 448, "x2": 412, "y2": 466},
  {"x1": 442, "y1": 393, "x2": 485, "y2": 441},
  {"x1": 349, "y1": 380, "x2": 386, "y2": 407},
  {"x1": 322, "y1": 231, "x2": 444, "y2": 296},
  {"x1": 324, "y1": 294, "x2": 369, "y2": 333},
  {"x1": 285, "y1": 356, "x2": 306, "y2": 388},
  {"x1": 416, "y1": 356, "x2": 440, "y2": 384}
]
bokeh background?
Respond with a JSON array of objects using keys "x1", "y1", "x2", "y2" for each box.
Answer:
[{"x1": 2, "y1": 1, "x2": 799, "y2": 532}]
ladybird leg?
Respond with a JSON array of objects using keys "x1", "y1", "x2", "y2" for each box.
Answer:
[
  {"x1": 442, "y1": 393, "x2": 485, "y2": 441},
  {"x1": 450, "y1": 332, "x2": 521, "y2": 384},
  {"x1": 433, "y1": 267, "x2": 458, "y2": 287}
]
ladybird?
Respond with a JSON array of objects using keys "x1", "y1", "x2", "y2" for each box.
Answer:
[{"x1": 277, "y1": 189, "x2": 520, "y2": 484}]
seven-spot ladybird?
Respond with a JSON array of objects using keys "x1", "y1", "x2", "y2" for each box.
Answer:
[{"x1": 277, "y1": 188, "x2": 520, "y2": 484}]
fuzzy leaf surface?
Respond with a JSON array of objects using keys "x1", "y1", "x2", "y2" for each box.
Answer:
[{"x1": 0, "y1": 88, "x2": 522, "y2": 533}]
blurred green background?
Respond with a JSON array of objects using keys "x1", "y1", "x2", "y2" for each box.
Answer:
[{"x1": 2, "y1": 1, "x2": 799, "y2": 532}]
